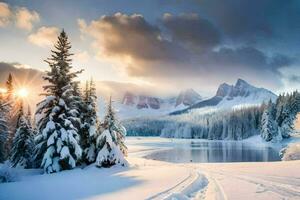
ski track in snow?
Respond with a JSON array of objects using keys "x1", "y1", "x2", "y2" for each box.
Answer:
[
  {"x1": 146, "y1": 168, "x2": 200, "y2": 200},
  {"x1": 198, "y1": 167, "x2": 300, "y2": 200}
]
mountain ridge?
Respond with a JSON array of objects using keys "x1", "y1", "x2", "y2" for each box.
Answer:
[{"x1": 171, "y1": 78, "x2": 277, "y2": 115}]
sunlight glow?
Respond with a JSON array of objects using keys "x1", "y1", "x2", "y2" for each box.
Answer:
[
  {"x1": 0, "y1": 88, "x2": 7, "y2": 94},
  {"x1": 16, "y1": 88, "x2": 29, "y2": 98}
]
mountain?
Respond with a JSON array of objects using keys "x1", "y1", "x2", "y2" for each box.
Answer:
[
  {"x1": 171, "y1": 79, "x2": 277, "y2": 115},
  {"x1": 115, "y1": 89, "x2": 201, "y2": 119},
  {"x1": 175, "y1": 89, "x2": 202, "y2": 107},
  {"x1": 122, "y1": 92, "x2": 161, "y2": 109}
]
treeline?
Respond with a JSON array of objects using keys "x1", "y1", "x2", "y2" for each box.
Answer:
[
  {"x1": 125, "y1": 95, "x2": 298, "y2": 141},
  {"x1": 0, "y1": 31, "x2": 127, "y2": 174},
  {"x1": 125, "y1": 106, "x2": 264, "y2": 139},
  {"x1": 123, "y1": 118, "x2": 168, "y2": 136},
  {"x1": 261, "y1": 91, "x2": 300, "y2": 142}
]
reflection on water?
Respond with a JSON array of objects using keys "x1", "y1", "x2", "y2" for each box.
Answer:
[{"x1": 145, "y1": 141, "x2": 281, "y2": 163}]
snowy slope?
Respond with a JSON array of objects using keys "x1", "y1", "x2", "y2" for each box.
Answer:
[{"x1": 172, "y1": 78, "x2": 277, "y2": 115}]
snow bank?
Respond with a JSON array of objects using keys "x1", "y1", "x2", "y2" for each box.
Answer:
[
  {"x1": 0, "y1": 162, "x2": 18, "y2": 183},
  {"x1": 281, "y1": 142, "x2": 300, "y2": 161}
]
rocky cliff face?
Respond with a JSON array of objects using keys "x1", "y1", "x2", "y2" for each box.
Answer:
[{"x1": 122, "y1": 92, "x2": 161, "y2": 109}]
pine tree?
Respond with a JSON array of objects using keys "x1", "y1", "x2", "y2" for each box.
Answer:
[
  {"x1": 261, "y1": 101, "x2": 279, "y2": 142},
  {"x1": 5, "y1": 73, "x2": 13, "y2": 102},
  {"x1": 4, "y1": 73, "x2": 16, "y2": 156},
  {"x1": 10, "y1": 102, "x2": 34, "y2": 168},
  {"x1": 81, "y1": 79, "x2": 99, "y2": 164},
  {"x1": 34, "y1": 30, "x2": 83, "y2": 173},
  {"x1": 0, "y1": 96, "x2": 9, "y2": 162},
  {"x1": 96, "y1": 97, "x2": 127, "y2": 167}
]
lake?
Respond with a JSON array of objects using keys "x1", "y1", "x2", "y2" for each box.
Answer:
[{"x1": 144, "y1": 140, "x2": 281, "y2": 163}]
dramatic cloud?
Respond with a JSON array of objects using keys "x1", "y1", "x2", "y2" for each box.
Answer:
[
  {"x1": 78, "y1": 12, "x2": 295, "y2": 93},
  {"x1": 28, "y1": 26, "x2": 59, "y2": 47},
  {"x1": 78, "y1": 13, "x2": 186, "y2": 62},
  {"x1": 162, "y1": 13, "x2": 221, "y2": 52},
  {"x1": 0, "y1": 2, "x2": 12, "y2": 27},
  {"x1": 195, "y1": 0, "x2": 300, "y2": 46},
  {"x1": 15, "y1": 7, "x2": 40, "y2": 31}
]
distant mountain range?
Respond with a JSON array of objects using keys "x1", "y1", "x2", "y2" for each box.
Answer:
[
  {"x1": 115, "y1": 89, "x2": 202, "y2": 119},
  {"x1": 103, "y1": 78, "x2": 277, "y2": 120},
  {"x1": 121, "y1": 88, "x2": 202, "y2": 110},
  {"x1": 171, "y1": 79, "x2": 277, "y2": 115}
]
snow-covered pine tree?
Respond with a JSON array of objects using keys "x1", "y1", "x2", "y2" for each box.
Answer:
[
  {"x1": 0, "y1": 96, "x2": 9, "y2": 162},
  {"x1": 295, "y1": 91, "x2": 300, "y2": 113},
  {"x1": 34, "y1": 30, "x2": 83, "y2": 173},
  {"x1": 5, "y1": 73, "x2": 13, "y2": 102},
  {"x1": 10, "y1": 102, "x2": 34, "y2": 168},
  {"x1": 280, "y1": 95, "x2": 294, "y2": 139},
  {"x1": 79, "y1": 81, "x2": 90, "y2": 159},
  {"x1": 81, "y1": 79, "x2": 99, "y2": 164},
  {"x1": 96, "y1": 97, "x2": 127, "y2": 168},
  {"x1": 4, "y1": 73, "x2": 16, "y2": 155},
  {"x1": 261, "y1": 101, "x2": 279, "y2": 142}
]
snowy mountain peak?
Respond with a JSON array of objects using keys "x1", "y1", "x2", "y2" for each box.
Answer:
[
  {"x1": 171, "y1": 79, "x2": 277, "y2": 115},
  {"x1": 235, "y1": 78, "x2": 251, "y2": 88},
  {"x1": 175, "y1": 88, "x2": 202, "y2": 107},
  {"x1": 216, "y1": 83, "x2": 232, "y2": 97}
]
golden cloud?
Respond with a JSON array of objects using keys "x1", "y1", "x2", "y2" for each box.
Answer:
[
  {"x1": 0, "y1": 2, "x2": 39, "y2": 30},
  {"x1": 15, "y1": 7, "x2": 40, "y2": 31},
  {"x1": 0, "y1": 2, "x2": 12, "y2": 27},
  {"x1": 28, "y1": 26, "x2": 59, "y2": 47}
]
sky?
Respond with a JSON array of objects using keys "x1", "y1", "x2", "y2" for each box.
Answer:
[{"x1": 0, "y1": 0, "x2": 300, "y2": 97}]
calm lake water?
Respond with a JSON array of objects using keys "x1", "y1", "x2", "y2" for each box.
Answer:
[{"x1": 144, "y1": 140, "x2": 281, "y2": 163}]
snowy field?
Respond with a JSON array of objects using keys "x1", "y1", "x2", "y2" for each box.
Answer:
[{"x1": 1, "y1": 136, "x2": 300, "y2": 200}]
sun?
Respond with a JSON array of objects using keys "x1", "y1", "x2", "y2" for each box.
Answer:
[{"x1": 16, "y1": 88, "x2": 29, "y2": 98}]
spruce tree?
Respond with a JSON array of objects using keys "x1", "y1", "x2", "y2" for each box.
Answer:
[
  {"x1": 34, "y1": 30, "x2": 83, "y2": 173},
  {"x1": 261, "y1": 101, "x2": 278, "y2": 142},
  {"x1": 5, "y1": 73, "x2": 13, "y2": 102},
  {"x1": 96, "y1": 97, "x2": 127, "y2": 167},
  {"x1": 0, "y1": 96, "x2": 9, "y2": 162},
  {"x1": 10, "y1": 102, "x2": 34, "y2": 168},
  {"x1": 276, "y1": 93, "x2": 295, "y2": 138},
  {"x1": 81, "y1": 79, "x2": 99, "y2": 164},
  {"x1": 4, "y1": 73, "x2": 16, "y2": 155}
]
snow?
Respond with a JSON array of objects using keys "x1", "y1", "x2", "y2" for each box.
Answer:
[
  {"x1": 1, "y1": 137, "x2": 300, "y2": 200},
  {"x1": 280, "y1": 133, "x2": 300, "y2": 161},
  {"x1": 281, "y1": 142, "x2": 300, "y2": 160}
]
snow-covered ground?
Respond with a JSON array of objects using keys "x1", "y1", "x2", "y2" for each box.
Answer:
[{"x1": 1, "y1": 137, "x2": 300, "y2": 200}]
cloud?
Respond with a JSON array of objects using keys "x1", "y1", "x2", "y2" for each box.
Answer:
[
  {"x1": 79, "y1": 12, "x2": 294, "y2": 93},
  {"x1": 194, "y1": 0, "x2": 300, "y2": 46},
  {"x1": 288, "y1": 75, "x2": 300, "y2": 83},
  {"x1": 78, "y1": 13, "x2": 187, "y2": 62},
  {"x1": 0, "y1": 2, "x2": 40, "y2": 30},
  {"x1": 28, "y1": 26, "x2": 59, "y2": 47},
  {"x1": 15, "y1": 7, "x2": 39, "y2": 31},
  {"x1": 162, "y1": 13, "x2": 221, "y2": 52},
  {"x1": 198, "y1": 0, "x2": 272, "y2": 41},
  {"x1": 0, "y1": 2, "x2": 12, "y2": 27},
  {"x1": 200, "y1": 47, "x2": 292, "y2": 71}
]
